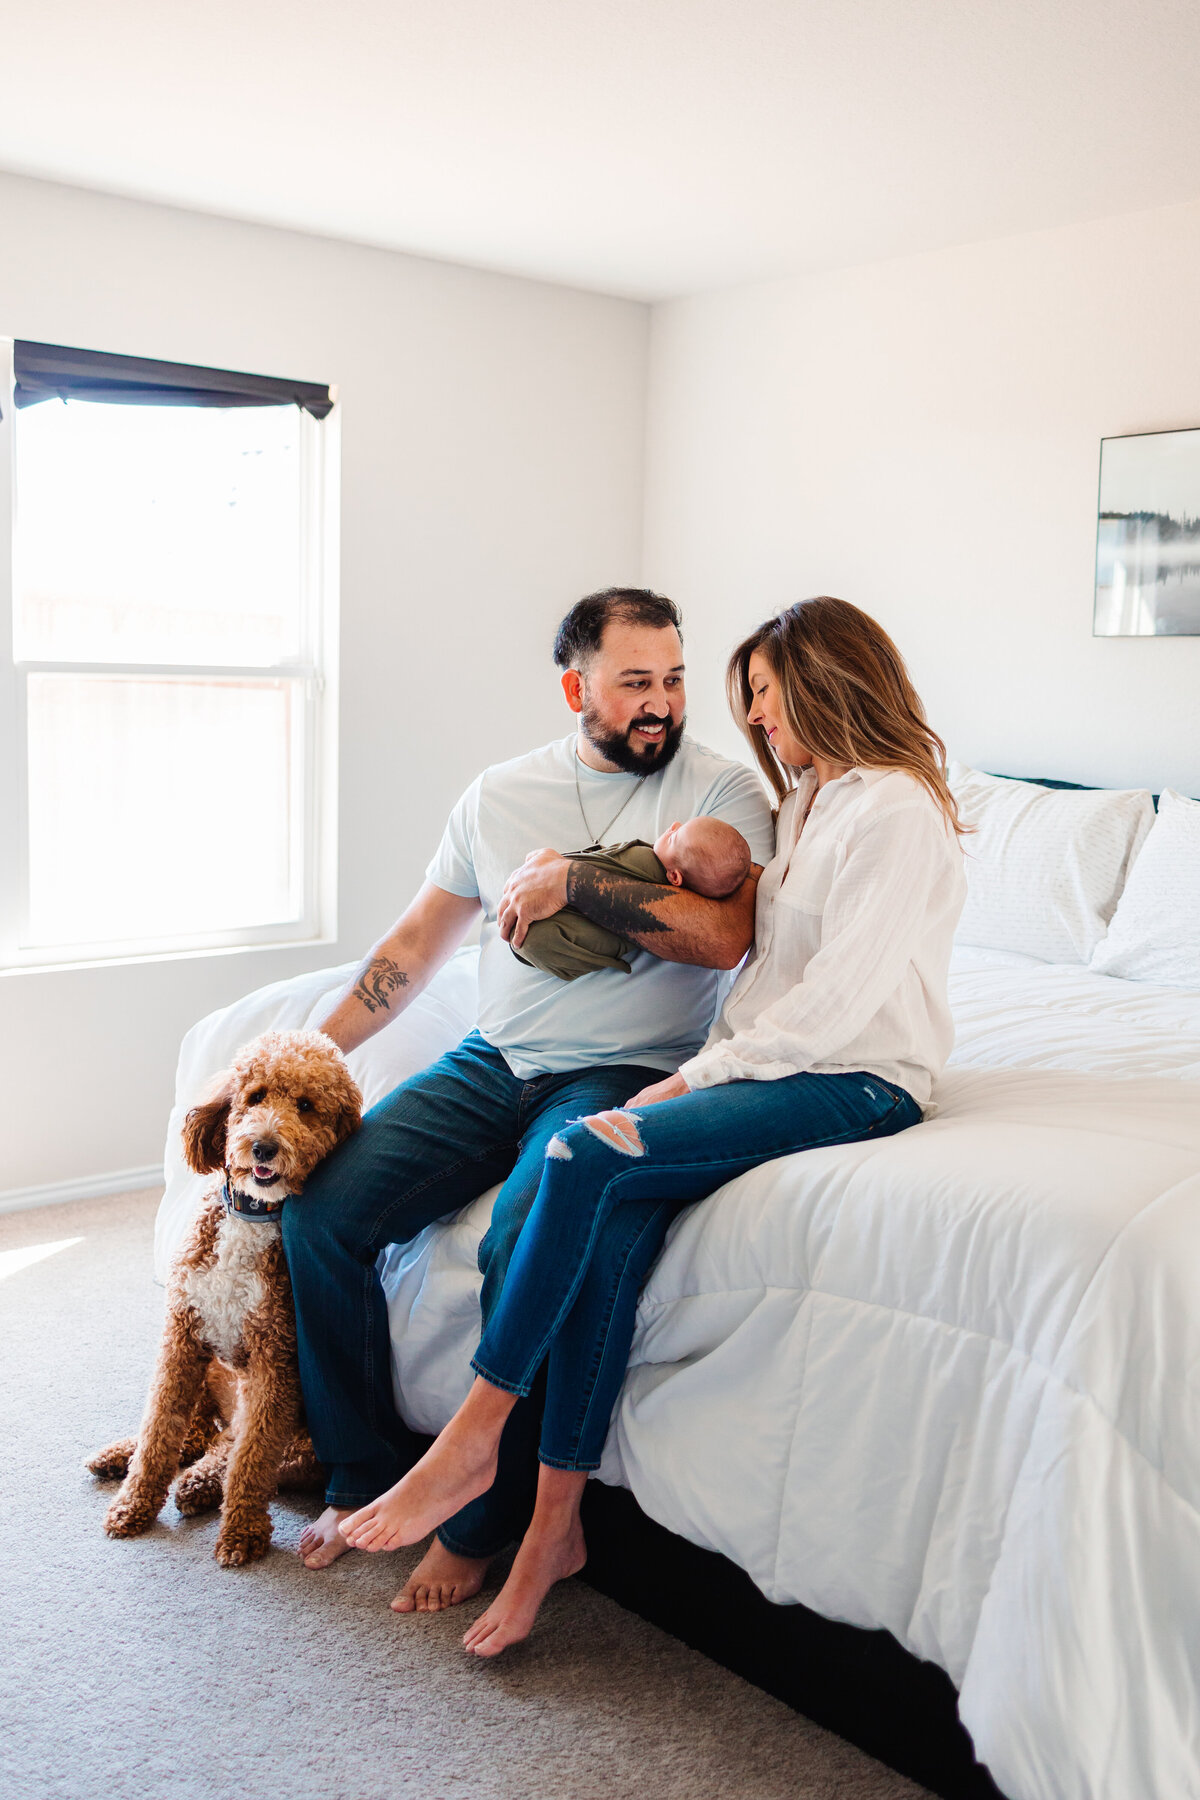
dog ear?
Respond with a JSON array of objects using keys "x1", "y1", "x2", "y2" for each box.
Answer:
[
  {"x1": 333, "y1": 1074, "x2": 363, "y2": 1147},
  {"x1": 182, "y1": 1083, "x2": 232, "y2": 1174}
]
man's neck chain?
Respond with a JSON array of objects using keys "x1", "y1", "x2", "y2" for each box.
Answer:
[{"x1": 574, "y1": 749, "x2": 648, "y2": 852}]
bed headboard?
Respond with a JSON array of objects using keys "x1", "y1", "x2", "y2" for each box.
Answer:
[{"x1": 988, "y1": 774, "x2": 1165, "y2": 809}]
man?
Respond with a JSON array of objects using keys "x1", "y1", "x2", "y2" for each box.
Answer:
[{"x1": 288, "y1": 587, "x2": 773, "y2": 1613}]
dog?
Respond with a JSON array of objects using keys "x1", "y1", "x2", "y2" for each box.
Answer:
[{"x1": 88, "y1": 1029, "x2": 362, "y2": 1566}]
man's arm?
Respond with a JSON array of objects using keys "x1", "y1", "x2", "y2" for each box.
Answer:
[
  {"x1": 566, "y1": 859, "x2": 760, "y2": 970},
  {"x1": 567, "y1": 759, "x2": 771, "y2": 969},
  {"x1": 317, "y1": 882, "x2": 482, "y2": 1054},
  {"x1": 498, "y1": 849, "x2": 759, "y2": 971}
]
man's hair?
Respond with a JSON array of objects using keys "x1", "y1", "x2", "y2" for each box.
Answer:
[{"x1": 553, "y1": 588, "x2": 683, "y2": 671}]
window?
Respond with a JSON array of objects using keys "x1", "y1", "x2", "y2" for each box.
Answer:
[{"x1": 0, "y1": 339, "x2": 339, "y2": 968}]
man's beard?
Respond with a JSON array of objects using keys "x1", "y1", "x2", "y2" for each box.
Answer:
[{"x1": 581, "y1": 702, "x2": 686, "y2": 775}]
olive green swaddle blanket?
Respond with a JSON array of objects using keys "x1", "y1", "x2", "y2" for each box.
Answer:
[{"x1": 512, "y1": 840, "x2": 667, "y2": 980}]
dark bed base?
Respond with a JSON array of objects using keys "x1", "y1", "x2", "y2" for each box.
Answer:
[{"x1": 579, "y1": 1482, "x2": 1008, "y2": 1800}]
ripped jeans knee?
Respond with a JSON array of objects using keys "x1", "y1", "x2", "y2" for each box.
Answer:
[{"x1": 545, "y1": 1108, "x2": 646, "y2": 1164}]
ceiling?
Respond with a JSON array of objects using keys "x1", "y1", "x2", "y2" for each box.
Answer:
[{"x1": 3, "y1": 0, "x2": 1200, "y2": 301}]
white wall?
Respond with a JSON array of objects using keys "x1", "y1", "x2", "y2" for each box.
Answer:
[
  {"x1": 12, "y1": 176, "x2": 1200, "y2": 1197},
  {"x1": 644, "y1": 198, "x2": 1200, "y2": 794},
  {"x1": 0, "y1": 173, "x2": 647, "y2": 1194}
]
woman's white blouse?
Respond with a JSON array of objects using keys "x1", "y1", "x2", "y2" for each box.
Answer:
[{"x1": 678, "y1": 767, "x2": 967, "y2": 1108}]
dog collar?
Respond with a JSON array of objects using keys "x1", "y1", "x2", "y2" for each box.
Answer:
[{"x1": 223, "y1": 1179, "x2": 286, "y2": 1219}]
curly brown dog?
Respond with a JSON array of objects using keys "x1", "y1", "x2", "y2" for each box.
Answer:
[{"x1": 88, "y1": 1029, "x2": 361, "y2": 1566}]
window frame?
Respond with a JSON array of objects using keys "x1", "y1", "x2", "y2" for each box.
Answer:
[{"x1": 0, "y1": 337, "x2": 340, "y2": 973}]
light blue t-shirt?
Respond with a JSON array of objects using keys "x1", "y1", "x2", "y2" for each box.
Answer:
[{"x1": 426, "y1": 733, "x2": 775, "y2": 1078}]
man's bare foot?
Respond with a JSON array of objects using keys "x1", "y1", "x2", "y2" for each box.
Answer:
[
  {"x1": 298, "y1": 1505, "x2": 354, "y2": 1569},
  {"x1": 342, "y1": 1420, "x2": 500, "y2": 1553},
  {"x1": 462, "y1": 1513, "x2": 586, "y2": 1657},
  {"x1": 392, "y1": 1539, "x2": 491, "y2": 1614}
]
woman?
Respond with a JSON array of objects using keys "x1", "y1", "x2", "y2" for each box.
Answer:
[{"x1": 341, "y1": 596, "x2": 967, "y2": 1655}]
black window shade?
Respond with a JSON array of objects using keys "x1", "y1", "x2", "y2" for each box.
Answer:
[{"x1": 13, "y1": 339, "x2": 333, "y2": 418}]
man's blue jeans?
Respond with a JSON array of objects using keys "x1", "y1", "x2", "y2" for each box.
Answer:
[
  {"x1": 280, "y1": 1031, "x2": 664, "y2": 1553},
  {"x1": 471, "y1": 1069, "x2": 922, "y2": 1470}
]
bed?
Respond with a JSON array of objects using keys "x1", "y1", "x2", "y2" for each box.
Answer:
[{"x1": 155, "y1": 772, "x2": 1200, "y2": 1800}]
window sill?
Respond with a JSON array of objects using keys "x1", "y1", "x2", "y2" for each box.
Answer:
[{"x1": 0, "y1": 934, "x2": 338, "y2": 979}]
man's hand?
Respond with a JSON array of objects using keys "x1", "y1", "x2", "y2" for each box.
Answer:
[
  {"x1": 498, "y1": 849, "x2": 570, "y2": 948},
  {"x1": 626, "y1": 1072, "x2": 690, "y2": 1108}
]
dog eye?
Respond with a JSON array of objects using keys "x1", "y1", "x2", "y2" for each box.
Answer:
[
  {"x1": 247, "y1": 1087, "x2": 267, "y2": 1105},
  {"x1": 297, "y1": 1097, "x2": 314, "y2": 1114}
]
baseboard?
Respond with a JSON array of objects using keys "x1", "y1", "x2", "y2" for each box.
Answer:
[{"x1": 0, "y1": 1165, "x2": 163, "y2": 1217}]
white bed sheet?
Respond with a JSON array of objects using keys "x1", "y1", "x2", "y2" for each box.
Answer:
[{"x1": 157, "y1": 951, "x2": 1200, "y2": 1800}]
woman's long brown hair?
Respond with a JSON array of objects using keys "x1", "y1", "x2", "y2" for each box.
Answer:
[{"x1": 727, "y1": 596, "x2": 965, "y2": 835}]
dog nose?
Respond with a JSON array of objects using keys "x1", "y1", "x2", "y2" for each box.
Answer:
[{"x1": 252, "y1": 1139, "x2": 278, "y2": 1162}]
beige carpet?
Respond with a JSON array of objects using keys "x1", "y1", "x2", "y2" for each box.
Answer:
[{"x1": 0, "y1": 1189, "x2": 932, "y2": 1800}]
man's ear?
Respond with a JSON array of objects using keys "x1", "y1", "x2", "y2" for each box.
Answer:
[
  {"x1": 182, "y1": 1084, "x2": 232, "y2": 1174},
  {"x1": 560, "y1": 669, "x2": 584, "y2": 715}
]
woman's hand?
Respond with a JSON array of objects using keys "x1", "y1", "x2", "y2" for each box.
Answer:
[
  {"x1": 498, "y1": 849, "x2": 570, "y2": 947},
  {"x1": 625, "y1": 1072, "x2": 690, "y2": 1109}
]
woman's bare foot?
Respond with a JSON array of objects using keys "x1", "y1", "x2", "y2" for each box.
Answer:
[
  {"x1": 342, "y1": 1378, "x2": 514, "y2": 1553},
  {"x1": 392, "y1": 1539, "x2": 491, "y2": 1613},
  {"x1": 298, "y1": 1505, "x2": 354, "y2": 1569},
  {"x1": 342, "y1": 1430, "x2": 499, "y2": 1553},
  {"x1": 462, "y1": 1510, "x2": 586, "y2": 1658}
]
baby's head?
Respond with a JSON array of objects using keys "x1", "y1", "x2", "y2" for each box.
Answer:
[{"x1": 652, "y1": 817, "x2": 752, "y2": 899}]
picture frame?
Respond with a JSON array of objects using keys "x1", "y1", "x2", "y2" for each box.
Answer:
[{"x1": 1094, "y1": 426, "x2": 1200, "y2": 635}]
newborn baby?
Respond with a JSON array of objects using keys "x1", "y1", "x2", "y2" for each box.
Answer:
[{"x1": 514, "y1": 816, "x2": 753, "y2": 981}]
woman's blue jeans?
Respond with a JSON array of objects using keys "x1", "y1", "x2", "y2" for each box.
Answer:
[{"x1": 471, "y1": 1069, "x2": 922, "y2": 1471}]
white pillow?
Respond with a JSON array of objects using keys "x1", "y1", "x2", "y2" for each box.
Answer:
[
  {"x1": 1090, "y1": 791, "x2": 1200, "y2": 986},
  {"x1": 948, "y1": 763, "x2": 1154, "y2": 965}
]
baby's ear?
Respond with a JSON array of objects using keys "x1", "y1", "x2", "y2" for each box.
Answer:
[
  {"x1": 182, "y1": 1080, "x2": 233, "y2": 1174},
  {"x1": 666, "y1": 867, "x2": 684, "y2": 887}
]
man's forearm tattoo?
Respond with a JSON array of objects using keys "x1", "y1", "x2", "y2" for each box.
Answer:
[
  {"x1": 566, "y1": 861, "x2": 672, "y2": 939},
  {"x1": 352, "y1": 956, "x2": 410, "y2": 1014}
]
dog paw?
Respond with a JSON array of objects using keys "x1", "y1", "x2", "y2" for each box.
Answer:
[
  {"x1": 87, "y1": 1438, "x2": 137, "y2": 1480},
  {"x1": 214, "y1": 1518, "x2": 273, "y2": 1566},
  {"x1": 103, "y1": 1493, "x2": 158, "y2": 1538},
  {"x1": 173, "y1": 1467, "x2": 224, "y2": 1516}
]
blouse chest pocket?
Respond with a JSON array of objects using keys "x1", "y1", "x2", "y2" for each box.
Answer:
[{"x1": 777, "y1": 835, "x2": 844, "y2": 915}]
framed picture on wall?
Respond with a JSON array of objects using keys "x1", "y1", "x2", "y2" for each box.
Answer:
[{"x1": 1095, "y1": 426, "x2": 1200, "y2": 635}]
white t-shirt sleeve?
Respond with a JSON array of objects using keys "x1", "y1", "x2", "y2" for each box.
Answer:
[
  {"x1": 425, "y1": 774, "x2": 483, "y2": 899},
  {"x1": 696, "y1": 763, "x2": 775, "y2": 867}
]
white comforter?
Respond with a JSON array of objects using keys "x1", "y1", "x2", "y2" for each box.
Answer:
[{"x1": 157, "y1": 948, "x2": 1200, "y2": 1800}]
